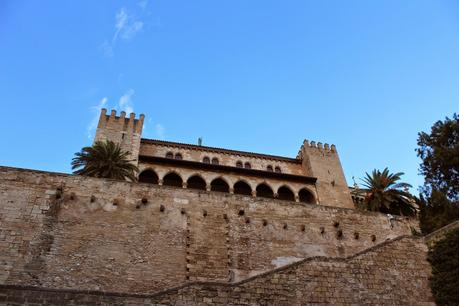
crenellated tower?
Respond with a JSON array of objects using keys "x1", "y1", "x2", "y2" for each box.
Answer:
[
  {"x1": 298, "y1": 140, "x2": 354, "y2": 208},
  {"x1": 94, "y1": 109, "x2": 144, "y2": 166}
]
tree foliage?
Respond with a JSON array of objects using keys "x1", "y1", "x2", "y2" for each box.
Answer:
[
  {"x1": 358, "y1": 167, "x2": 416, "y2": 216},
  {"x1": 72, "y1": 140, "x2": 138, "y2": 181},
  {"x1": 417, "y1": 113, "x2": 459, "y2": 201},
  {"x1": 417, "y1": 114, "x2": 459, "y2": 233},
  {"x1": 418, "y1": 190, "x2": 459, "y2": 234},
  {"x1": 428, "y1": 228, "x2": 459, "y2": 305}
]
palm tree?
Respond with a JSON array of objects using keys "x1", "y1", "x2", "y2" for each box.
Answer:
[
  {"x1": 358, "y1": 168, "x2": 416, "y2": 216},
  {"x1": 72, "y1": 140, "x2": 138, "y2": 181}
]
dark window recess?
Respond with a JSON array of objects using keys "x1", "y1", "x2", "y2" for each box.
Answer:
[
  {"x1": 175, "y1": 153, "x2": 183, "y2": 160},
  {"x1": 187, "y1": 175, "x2": 207, "y2": 190},
  {"x1": 166, "y1": 152, "x2": 174, "y2": 159},
  {"x1": 138, "y1": 170, "x2": 159, "y2": 184},
  {"x1": 236, "y1": 161, "x2": 243, "y2": 168},
  {"x1": 267, "y1": 165, "x2": 273, "y2": 172},
  {"x1": 275, "y1": 166, "x2": 281, "y2": 173},
  {"x1": 211, "y1": 178, "x2": 230, "y2": 193},
  {"x1": 256, "y1": 183, "x2": 274, "y2": 198},
  {"x1": 203, "y1": 156, "x2": 210, "y2": 164},
  {"x1": 163, "y1": 172, "x2": 183, "y2": 187},
  {"x1": 299, "y1": 188, "x2": 315, "y2": 204},
  {"x1": 278, "y1": 186, "x2": 295, "y2": 201},
  {"x1": 234, "y1": 181, "x2": 252, "y2": 196},
  {"x1": 244, "y1": 162, "x2": 251, "y2": 169},
  {"x1": 211, "y1": 158, "x2": 219, "y2": 165}
]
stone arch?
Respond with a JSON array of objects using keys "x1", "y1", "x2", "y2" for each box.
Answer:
[
  {"x1": 203, "y1": 156, "x2": 210, "y2": 164},
  {"x1": 211, "y1": 157, "x2": 219, "y2": 165},
  {"x1": 210, "y1": 177, "x2": 230, "y2": 193},
  {"x1": 138, "y1": 169, "x2": 159, "y2": 184},
  {"x1": 175, "y1": 153, "x2": 183, "y2": 160},
  {"x1": 234, "y1": 180, "x2": 252, "y2": 196},
  {"x1": 244, "y1": 162, "x2": 251, "y2": 169},
  {"x1": 277, "y1": 185, "x2": 295, "y2": 201},
  {"x1": 165, "y1": 151, "x2": 174, "y2": 159},
  {"x1": 256, "y1": 183, "x2": 274, "y2": 199},
  {"x1": 162, "y1": 172, "x2": 183, "y2": 187},
  {"x1": 299, "y1": 188, "x2": 315, "y2": 204},
  {"x1": 187, "y1": 175, "x2": 207, "y2": 190}
]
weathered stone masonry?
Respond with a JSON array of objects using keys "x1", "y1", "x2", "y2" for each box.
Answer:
[{"x1": 0, "y1": 166, "x2": 434, "y2": 305}]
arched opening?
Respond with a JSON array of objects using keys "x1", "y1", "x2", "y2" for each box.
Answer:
[
  {"x1": 175, "y1": 153, "x2": 183, "y2": 160},
  {"x1": 166, "y1": 152, "x2": 173, "y2": 159},
  {"x1": 234, "y1": 181, "x2": 252, "y2": 196},
  {"x1": 267, "y1": 165, "x2": 273, "y2": 172},
  {"x1": 244, "y1": 162, "x2": 251, "y2": 169},
  {"x1": 275, "y1": 166, "x2": 281, "y2": 173},
  {"x1": 256, "y1": 183, "x2": 274, "y2": 199},
  {"x1": 278, "y1": 186, "x2": 295, "y2": 201},
  {"x1": 163, "y1": 172, "x2": 183, "y2": 187},
  {"x1": 211, "y1": 157, "x2": 219, "y2": 165},
  {"x1": 299, "y1": 188, "x2": 315, "y2": 204},
  {"x1": 187, "y1": 175, "x2": 206, "y2": 190},
  {"x1": 210, "y1": 178, "x2": 229, "y2": 193},
  {"x1": 138, "y1": 169, "x2": 159, "y2": 184},
  {"x1": 203, "y1": 156, "x2": 210, "y2": 164},
  {"x1": 236, "y1": 161, "x2": 243, "y2": 168}
]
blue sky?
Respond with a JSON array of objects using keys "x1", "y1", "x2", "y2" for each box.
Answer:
[{"x1": 0, "y1": 1, "x2": 458, "y2": 192}]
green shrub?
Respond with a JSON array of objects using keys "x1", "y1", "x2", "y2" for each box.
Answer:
[{"x1": 428, "y1": 228, "x2": 459, "y2": 305}]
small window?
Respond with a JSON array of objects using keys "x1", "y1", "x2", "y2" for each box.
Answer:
[
  {"x1": 275, "y1": 166, "x2": 281, "y2": 173},
  {"x1": 203, "y1": 156, "x2": 210, "y2": 164},
  {"x1": 175, "y1": 153, "x2": 183, "y2": 160},
  {"x1": 166, "y1": 152, "x2": 174, "y2": 159},
  {"x1": 236, "y1": 161, "x2": 243, "y2": 168},
  {"x1": 267, "y1": 165, "x2": 273, "y2": 172},
  {"x1": 244, "y1": 162, "x2": 251, "y2": 169},
  {"x1": 211, "y1": 158, "x2": 219, "y2": 165}
]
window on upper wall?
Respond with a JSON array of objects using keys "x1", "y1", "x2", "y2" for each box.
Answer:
[
  {"x1": 175, "y1": 153, "x2": 183, "y2": 160},
  {"x1": 275, "y1": 166, "x2": 281, "y2": 173},
  {"x1": 166, "y1": 152, "x2": 174, "y2": 159},
  {"x1": 244, "y1": 162, "x2": 251, "y2": 169},
  {"x1": 211, "y1": 158, "x2": 219, "y2": 165},
  {"x1": 267, "y1": 165, "x2": 273, "y2": 172},
  {"x1": 236, "y1": 161, "x2": 243, "y2": 168},
  {"x1": 203, "y1": 156, "x2": 210, "y2": 164}
]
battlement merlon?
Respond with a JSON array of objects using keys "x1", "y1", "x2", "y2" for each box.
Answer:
[
  {"x1": 96, "y1": 108, "x2": 145, "y2": 135},
  {"x1": 299, "y1": 139, "x2": 353, "y2": 209},
  {"x1": 94, "y1": 108, "x2": 145, "y2": 166}
]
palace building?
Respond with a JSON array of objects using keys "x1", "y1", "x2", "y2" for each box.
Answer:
[{"x1": 95, "y1": 109, "x2": 354, "y2": 209}]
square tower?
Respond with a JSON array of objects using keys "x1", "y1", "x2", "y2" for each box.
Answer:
[{"x1": 94, "y1": 109, "x2": 144, "y2": 166}]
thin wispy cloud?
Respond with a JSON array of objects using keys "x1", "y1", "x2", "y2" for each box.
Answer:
[
  {"x1": 101, "y1": 7, "x2": 144, "y2": 57},
  {"x1": 138, "y1": 0, "x2": 149, "y2": 11},
  {"x1": 118, "y1": 89, "x2": 135, "y2": 114},
  {"x1": 155, "y1": 123, "x2": 165, "y2": 139},
  {"x1": 87, "y1": 97, "x2": 108, "y2": 139},
  {"x1": 113, "y1": 8, "x2": 143, "y2": 41}
]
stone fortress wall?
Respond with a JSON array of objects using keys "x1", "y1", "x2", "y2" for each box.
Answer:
[{"x1": 0, "y1": 166, "x2": 433, "y2": 305}]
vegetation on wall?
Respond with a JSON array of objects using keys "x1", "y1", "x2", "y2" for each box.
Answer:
[
  {"x1": 417, "y1": 114, "x2": 459, "y2": 234},
  {"x1": 72, "y1": 140, "x2": 138, "y2": 181},
  {"x1": 356, "y1": 168, "x2": 416, "y2": 216},
  {"x1": 428, "y1": 228, "x2": 459, "y2": 305}
]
